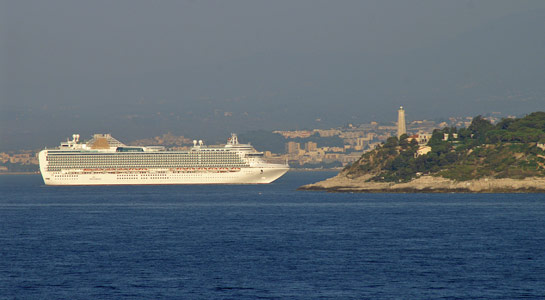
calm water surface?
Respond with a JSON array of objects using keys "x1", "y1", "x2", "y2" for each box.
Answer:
[{"x1": 1, "y1": 172, "x2": 544, "y2": 299}]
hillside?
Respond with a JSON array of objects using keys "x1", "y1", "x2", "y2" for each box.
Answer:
[{"x1": 300, "y1": 112, "x2": 545, "y2": 193}]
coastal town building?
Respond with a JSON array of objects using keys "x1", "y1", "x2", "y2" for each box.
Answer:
[
  {"x1": 304, "y1": 141, "x2": 317, "y2": 152},
  {"x1": 416, "y1": 146, "x2": 432, "y2": 157},
  {"x1": 408, "y1": 133, "x2": 432, "y2": 145},
  {"x1": 286, "y1": 141, "x2": 301, "y2": 154}
]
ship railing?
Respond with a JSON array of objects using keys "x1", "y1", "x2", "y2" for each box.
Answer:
[{"x1": 259, "y1": 157, "x2": 289, "y2": 166}]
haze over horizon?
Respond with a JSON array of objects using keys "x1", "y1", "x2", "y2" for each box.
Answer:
[{"x1": 2, "y1": 0, "x2": 545, "y2": 150}]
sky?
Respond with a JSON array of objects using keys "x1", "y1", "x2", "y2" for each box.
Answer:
[{"x1": 1, "y1": 0, "x2": 545, "y2": 150}]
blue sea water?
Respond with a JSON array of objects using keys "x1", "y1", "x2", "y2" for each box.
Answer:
[{"x1": 1, "y1": 172, "x2": 544, "y2": 299}]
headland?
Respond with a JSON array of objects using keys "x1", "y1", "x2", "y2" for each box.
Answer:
[{"x1": 300, "y1": 112, "x2": 545, "y2": 193}]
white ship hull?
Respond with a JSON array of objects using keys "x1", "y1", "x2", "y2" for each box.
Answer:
[
  {"x1": 40, "y1": 166, "x2": 288, "y2": 186},
  {"x1": 38, "y1": 133, "x2": 289, "y2": 186}
]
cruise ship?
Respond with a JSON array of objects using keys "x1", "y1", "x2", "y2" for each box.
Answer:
[{"x1": 38, "y1": 133, "x2": 289, "y2": 185}]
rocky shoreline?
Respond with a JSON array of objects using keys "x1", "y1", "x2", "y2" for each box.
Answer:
[{"x1": 298, "y1": 174, "x2": 545, "y2": 193}]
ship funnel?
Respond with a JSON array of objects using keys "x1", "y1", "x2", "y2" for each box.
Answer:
[
  {"x1": 198, "y1": 140, "x2": 203, "y2": 146},
  {"x1": 193, "y1": 140, "x2": 197, "y2": 147}
]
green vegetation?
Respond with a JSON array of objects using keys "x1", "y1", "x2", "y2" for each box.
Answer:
[{"x1": 344, "y1": 112, "x2": 545, "y2": 182}]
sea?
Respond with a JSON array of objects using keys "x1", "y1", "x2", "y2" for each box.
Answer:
[{"x1": 1, "y1": 171, "x2": 544, "y2": 299}]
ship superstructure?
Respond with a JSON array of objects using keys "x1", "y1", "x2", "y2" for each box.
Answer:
[{"x1": 38, "y1": 133, "x2": 289, "y2": 185}]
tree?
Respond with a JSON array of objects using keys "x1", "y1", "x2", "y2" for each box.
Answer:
[
  {"x1": 496, "y1": 117, "x2": 515, "y2": 130},
  {"x1": 399, "y1": 134, "x2": 409, "y2": 148},
  {"x1": 469, "y1": 115, "x2": 494, "y2": 138},
  {"x1": 384, "y1": 136, "x2": 398, "y2": 148}
]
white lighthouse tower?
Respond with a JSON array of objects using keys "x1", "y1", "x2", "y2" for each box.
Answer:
[{"x1": 397, "y1": 106, "x2": 406, "y2": 139}]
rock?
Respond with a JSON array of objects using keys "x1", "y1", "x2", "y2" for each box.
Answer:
[{"x1": 298, "y1": 175, "x2": 545, "y2": 193}]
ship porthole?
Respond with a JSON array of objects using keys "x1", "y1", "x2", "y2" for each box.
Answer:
[{"x1": 260, "y1": 169, "x2": 263, "y2": 173}]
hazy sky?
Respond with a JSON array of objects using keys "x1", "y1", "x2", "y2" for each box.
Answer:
[{"x1": 2, "y1": 0, "x2": 545, "y2": 150}]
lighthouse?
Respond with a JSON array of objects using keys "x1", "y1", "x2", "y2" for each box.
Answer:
[{"x1": 397, "y1": 106, "x2": 406, "y2": 139}]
